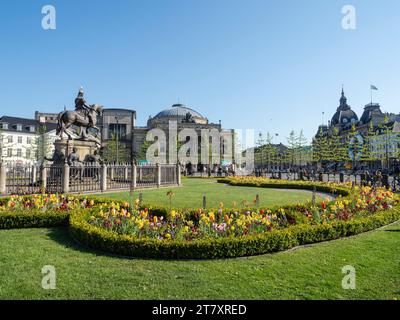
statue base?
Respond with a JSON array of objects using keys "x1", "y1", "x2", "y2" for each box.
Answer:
[{"x1": 55, "y1": 139, "x2": 98, "y2": 162}]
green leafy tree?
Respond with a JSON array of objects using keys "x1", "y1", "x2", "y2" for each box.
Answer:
[
  {"x1": 312, "y1": 127, "x2": 329, "y2": 168},
  {"x1": 296, "y1": 130, "x2": 308, "y2": 166},
  {"x1": 35, "y1": 125, "x2": 54, "y2": 162},
  {"x1": 102, "y1": 133, "x2": 130, "y2": 163},
  {"x1": 286, "y1": 130, "x2": 298, "y2": 166}
]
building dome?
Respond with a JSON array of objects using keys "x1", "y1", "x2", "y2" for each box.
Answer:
[
  {"x1": 331, "y1": 89, "x2": 358, "y2": 126},
  {"x1": 150, "y1": 104, "x2": 208, "y2": 125}
]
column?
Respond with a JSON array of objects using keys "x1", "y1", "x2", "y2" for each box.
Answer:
[
  {"x1": 101, "y1": 164, "x2": 107, "y2": 192},
  {"x1": 62, "y1": 163, "x2": 70, "y2": 194}
]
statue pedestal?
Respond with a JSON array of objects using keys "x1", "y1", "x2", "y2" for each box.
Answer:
[{"x1": 55, "y1": 139, "x2": 98, "y2": 162}]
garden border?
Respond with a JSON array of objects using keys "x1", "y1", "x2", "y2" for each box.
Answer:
[
  {"x1": 1, "y1": 181, "x2": 400, "y2": 259},
  {"x1": 68, "y1": 206, "x2": 400, "y2": 259}
]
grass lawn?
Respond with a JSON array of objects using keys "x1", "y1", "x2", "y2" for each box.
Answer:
[
  {"x1": 0, "y1": 222, "x2": 399, "y2": 300},
  {"x1": 95, "y1": 178, "x2": 327, "y2": 209}
]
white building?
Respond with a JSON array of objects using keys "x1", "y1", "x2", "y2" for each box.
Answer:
[{"x1": 0, "y1": 116, "x2": 57, "y2": 165}]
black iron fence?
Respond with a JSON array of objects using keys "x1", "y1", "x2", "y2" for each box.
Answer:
[
  {"x1": 107, "y1": 163, "x2": 132, "y2": 190},
  {"x1": 2, "y1": 163, "x2": 41, "y2": 195},
  {"x1": 260, "y1": 171, "x2": 397, "y2": 189},
  {"x1": 0, "y1": 162, "x2": 180, "y2": 196},
  {"x1": 136, "y1": 165, "x2": 157, "y2": 188}
]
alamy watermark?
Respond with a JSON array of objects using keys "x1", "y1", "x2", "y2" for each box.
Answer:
[
  {"x1": 341, "y1": 265, "x2": 356, "y2": 290},
  {"x1": 41, "y1": 265, "x2": 56, "y2": 290},
  {"x1": 143, "y1": 121, "x2": 254, "y2": 175},
  {"x1": 341, "y1": 5, "x2": 356, "y2": 30},
  {"x1": 42, "y1": 5, "x2": 56, "y2": 30}
]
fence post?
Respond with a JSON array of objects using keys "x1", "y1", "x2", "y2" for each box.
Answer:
[
  {"x1": 132, "y1": 164, "x2": 137, "y2": 189},
  {"x1": 124, "y1": 165, "x2": 129, "y2": 181},
  {"x1": 62, "y1": 163, "x2": 70, "y2": 194},
  {"x1": 156, "y1": 163, "x2": 161, "y2": 187},
  {"x1": 101, "y1": 164, "x2": 107, "y2": 192},
  {"x1": 32, "y1": 165, "x2": 37, "y2": 185},
  {"x1": 0, "y1": 162, "x2": 6, "y2": 194},
  {"x1": 176, "y1": 163, "x2": 181, "y2": 186},
  {"x1": 40, "y1": 163, "x2": 47, "y2": 192},
  {"x1": 110, "y1": 166, "x2": 114, "y2": 181}
]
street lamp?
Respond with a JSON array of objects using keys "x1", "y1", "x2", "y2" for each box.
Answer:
[{"x1": 115, "y1": 116, "x2": 119, "y2": 164}]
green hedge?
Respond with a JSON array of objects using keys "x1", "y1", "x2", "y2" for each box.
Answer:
[
  {"x1": 69, "y1": 206, "x2": 400, "y2": 259},
  {"x1": 217, "y1": 178, "x2": 350, "y2": 197},
  {"x1": 0, "y1": 210, "x2": 70, "y2": 229},
  {"x1": 2, "y1": 182, "x2": 400, "y2": 259}
]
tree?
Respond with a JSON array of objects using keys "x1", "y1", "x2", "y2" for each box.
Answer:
[
  {"x1": 135, "y1": 139, "x2": 153, "y2": 163},
  {"x1": 35, "y1": 125, "x2": 54, "y2": 163},
  {"x1": 360, "y1": 121, "x2": 375, "y2": 168},
  {"x1": 327, "y1": 127, "x2": 342, "y2": 164},
  {"x1": 255, "y1": 132, "x2": 276, "y2": 169},
  {"x1": 286, "y1": 130, "x2": 298, "y2": 166},
  {"x1": 312, "y1": 127, "x2": 330, "y2": 169},
  {"x1": 102, "y1": 133, "x2": 130, "y2": 163},
  {"x1": 296, "y1": 130, "x2": 308, "y2": 166}
]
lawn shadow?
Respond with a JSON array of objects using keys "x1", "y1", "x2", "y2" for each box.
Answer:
[
  {"x1": 45, "y1": 227, "x2": 252, "y2": 263},
  {"x1": 46, "y1": 227, "x2": 212, "y2": 263},
  {"x1": 384, "y1": 229, "x2": 400, "y2": 232},
  {"x1": 46, "y1": 227, "x2": 138, "y2": 262}
]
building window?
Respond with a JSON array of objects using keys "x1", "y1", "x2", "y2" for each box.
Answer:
[
  {"x1": 18, "y1": 136, "x2": 22, "y2": 144},
  {"x1": 109, "y1": 124, "x2": 127, "y2": 140},
  {"x1": 17, "y1": 149, "x2": 22, "y2": 157},
  {"x1": 26, "y1": 149, "x2": 31, "y2": 159},
  {"x1": 16, "y1": 124, "x2": 22, "y2": 131},
  {"x1": 27, "y1": 137, "x2": 32, "y2": 144},
  {"x1": 8, "y1": 136, "x2": 13, "y2": 143},
  {"x1": 7, "y1": 148, "x2": 12, "y2": 157}
]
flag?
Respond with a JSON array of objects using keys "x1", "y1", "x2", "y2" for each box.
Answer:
[{"x1": 371, "y1": 85, "x2": 378, "y2": 90}]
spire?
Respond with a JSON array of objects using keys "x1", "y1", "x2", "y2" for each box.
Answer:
[{"x1": 339, "y1": 85, "x2": 348, "y2": 109}]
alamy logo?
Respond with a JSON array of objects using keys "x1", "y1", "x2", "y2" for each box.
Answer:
[
  {"x1": 41, "y1": 265, "x2": 56, "y2": 290},
  {"x1": 341, "y1": 5, "x2": 356, "y2": 30},
  {"x1": 341, "y1": 265, "x2": 356, "y2": 290},
  {"x1": 42, "y1": 5, "x2": 56, "y2": 30}
]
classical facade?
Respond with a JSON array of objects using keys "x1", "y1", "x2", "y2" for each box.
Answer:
[
  {"x1": 0, "y1": 116, "x2": 57, "y2": 165},
  {"x1": 1, "y1": 101, "x2": 234, "y2": 166},
  {"x1": 314, "y1": 88, "x2": 400, "y2": 166},
  {"x1": 132, "y1": 104, "x2": 234, "y2": 165}
]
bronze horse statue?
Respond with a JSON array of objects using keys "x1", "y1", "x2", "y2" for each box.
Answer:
[{"x1": 56, "y1": 104, "x2": 103, "y2": 141}]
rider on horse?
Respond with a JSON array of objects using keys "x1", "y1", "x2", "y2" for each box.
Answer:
[{"x1": 75, "y1": 87, "x2": 95, "y2": 128}]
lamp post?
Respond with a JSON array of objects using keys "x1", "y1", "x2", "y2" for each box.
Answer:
[{"x1": 115, "y1": 116, "x2": 119, "y2": 164}]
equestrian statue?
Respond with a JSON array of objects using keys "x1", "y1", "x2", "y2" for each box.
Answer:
[{"x1": 56, "y1": 87, "x2": 103, "y2": 146}]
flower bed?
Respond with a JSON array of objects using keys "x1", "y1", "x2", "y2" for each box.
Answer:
[
  {"x1": 0, "y1": 194, "x2": 94, "y2": 229},
  {"x1": 2, "y1": 178, "x2": 400, "y2": 259},
  {"x1": 70, "y1": 179, "x2": 400, "y2": 258}
]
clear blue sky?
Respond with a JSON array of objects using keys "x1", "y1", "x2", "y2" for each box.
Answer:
[{"x1": 1, "y1": 0, "x2": 399, "y2": 144}]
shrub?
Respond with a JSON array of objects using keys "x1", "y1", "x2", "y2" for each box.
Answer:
[
  {"x1": 69, "y1": 205, "x2": 400, "y2": 259},
  {"x1": 0, "y1": 210, "x2": 70, "y2": 229}
]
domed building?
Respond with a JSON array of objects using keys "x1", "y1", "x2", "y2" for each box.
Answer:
[
  {"x1": 313, "y1": 87, "x2": 400, "y2": 168},
  {"x1": 148, "y1": 104, "x2": 209, "y2": 126},
  {"x1": 330, "y1": 89, "x2": 358, "y2": 127},
  {"x1": 131, "y1": 103, "x2": 234, "y2": 166}
]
